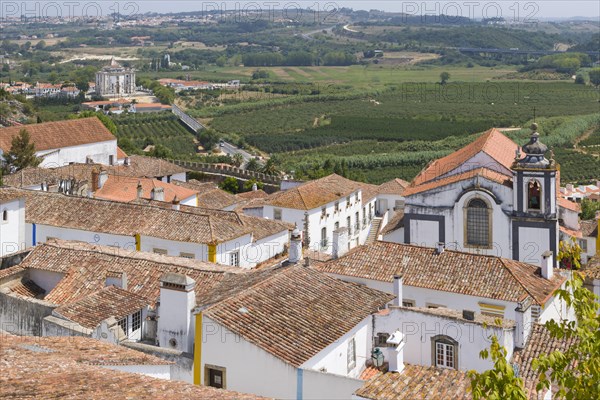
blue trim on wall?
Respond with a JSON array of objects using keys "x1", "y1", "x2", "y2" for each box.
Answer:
[
  {"x1": 296, "y1": 368, "x2": 303, "y2": 400},
  {"x1": 32, "y1": 223, "x2": 36, "y2": 246}
]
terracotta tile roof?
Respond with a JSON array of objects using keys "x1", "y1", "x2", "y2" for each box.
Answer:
[
  {"x1": 377, "y1": 178, "x2": 409, "y2": 195},
  {"x1": 0, "y1": 117, "x2": 116, "y2": 152},
  {"x1": 0, "y1": 188, "x2": 23, "y2": 203},
  {"x1": 559, "y1": 225, "x2": 582, "y2": 238},
  {"x1": 582, "y1": 256, "x2": 600, "y2": 280},
  {"x1": 394, "y1": 305, "x2": 515, "y2": 329},
  {"x1": 116, "y1": 146, "x2": 127, "y2": 159},
  {"x1": 411, "y1": 128, "x2": 517, "y2": 187},
  {"x1": 558, "y1": 197, "x2": 581, "y2": 212},
  {"x1": 354, "y1": 365, "x2": 472, "y2": 400},
  {"x1": 379, "y1": 211, "x2": 404, "y2": 236},
  {"x1": 172, "y1": 179, "x2": 239, "y2": 209},
  {"x1": 15, "y1": 188, "x2": 272, "y2": 245},
  {"x1": 9, "y1": 239, "x2": 243, "y2": 306},
  {"x1": 94, "y1": 175, "x2": 198, "y2": 203},
  {"x1": 117, "y1": 155, "x2": 187, "y2": 178},
  {"x1": 580, "y1": 220, "x2": 598, "y2": 237},
  {"x1": 512, "y1": 324, "x2": 578, "y2": 399},
  {"x1": 404, "y1": 167, "x2": 512, "y2": 196},
  {"x1": 316, "y1": 241, "x2": 565, "y2": 305},
  {"x1": 359, "y1": 365, "x2": 381, "y2": 380},
  {"x1": 0, "y1": 335, "x2": 266, "y2": 400},
  {"x1": 236, "y1": 189, "x2": 269, "y2": 200},
  {"x1": 266, "y1": 174, "x2": 373, "y2": 210},
  {"x1": 2, "y1": 277, "x2": 45, "y2": 298},
  {"x1": 203, "y1": 265, "x2": 394, "y2": 367},
  {"x1": 54, "y1": 286, "x2": 150, "y2": 329}
]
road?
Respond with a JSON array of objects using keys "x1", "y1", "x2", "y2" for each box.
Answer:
[{"x1": 219, "y1": 141, "x2": 254, "y2": 164}]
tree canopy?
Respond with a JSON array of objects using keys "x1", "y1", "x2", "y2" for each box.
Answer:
[{"x1": 3, "y1": 128, "x2": 41, "y2": 172}]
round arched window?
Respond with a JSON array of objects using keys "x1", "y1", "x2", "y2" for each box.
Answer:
[{"x1": 466, "y1": 198, "x2": 490, "y2": 247}]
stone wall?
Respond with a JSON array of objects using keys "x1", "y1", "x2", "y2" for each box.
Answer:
[{"x1": 0, "y1": 292, "x2": 56, "y2": 336}]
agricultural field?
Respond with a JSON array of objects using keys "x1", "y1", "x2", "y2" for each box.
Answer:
[{"x1": 111, "y1": 112, "x2": 198, "y2": 157}]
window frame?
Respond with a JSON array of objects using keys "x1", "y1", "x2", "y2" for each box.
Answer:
[
  {"x1": 402, "y1": 299, "x2": 416, "y2": 307},
  {"x1": 273, "y1": 208, "x2": 282, "y2": 220},
  {"x1": 1, "y1": 209, "x2": 7, "y2": 223},
  {"x1": 118, "y1": 316, "x2": 128, "y2": 335},
  {"x1": 347, "y1": 336, "x2": 356, "y2": 372},
  {"x1": 431, "y1": 335, "x2": 458, "y2": 370},
  {"x1": 527, "y1": 179, "x2": 542, "y2": 211},
  {"x1": 463, "y1": 197, "x2": 493, "y2": 249},
  {"x1": 131, "y1": 310, "x2": 142, "y2": 332},
  {"x1": 229, "y1": 251, "x2": 240, "y2": 267},
  {"x1": 153, "y1": 248, "x2": 168, "y2": 255},
  {"x1": 179, "y1": 252, "x2": 195, "y2": 259}
]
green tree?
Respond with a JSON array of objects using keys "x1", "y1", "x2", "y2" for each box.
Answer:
[
  {"x1": 580, "y1": 198, "x2": 600, "y2": 220},
  {"x1": 3, "y1": 129, "x2": 41, "y2": 172},
  {"x1": 262, "y1": 157, "x2": 279, "y2": 175},
  {"x1": 246, "y1": 157, "x2": 261, "y2": 172},
  {"x1": 589, "y1": 68, "x2": 600, "y2": 87},
  {"x1": 219, "y1": 177, "x2": 239, "y2": 194},
  {"x1": 48, "y1": 72, "x2": 59, "y2": 84},
  {"x1": 468, "y1": 334, "x2": 527, "y2": 400},
  {"x1": 231, "y1": 153, "x2": 244, "y2": 167},
  {"x1": 69, "y1": 112, "x2": 116, "y2": 134},
  {"x1": 243, "y1": 179, "x2": 264, "y2": 191},
  {"x1": 34, "y1": 40, "x2": 46, "y2": 50},
  {"x1": 440, "y1": 71, "x2": 451, "y2": 85},
  {"x1": 470, "y1": 273, "x2": 599, "y2": 400}
]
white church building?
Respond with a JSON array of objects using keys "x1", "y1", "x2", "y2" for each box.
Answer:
[{"x1": 398, "y1": 125, "x2": 580, "y2": 266}]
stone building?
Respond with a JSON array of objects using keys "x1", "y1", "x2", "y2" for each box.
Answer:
[{"x1": 95, "y1": 57, "x2": 136, "y2": 97}]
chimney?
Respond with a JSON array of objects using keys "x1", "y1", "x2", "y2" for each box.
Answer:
[
  {"x1": 541, "y1": 251, "x2": 553, "y2": 280},
  {"x1": 289, "y1": 225, "x2": 303, "y2": 264},
  {"x1": 386, "y1": 330, "x2": 405, "y2": 373},
  {"x1": 172, "y1": 196, "x2": 180, "y2": 211},
  {"x1": 566, "y1": 183, "x2": 574, "y2": 192},
  {"x1": 136, "y1": 181, "x2": 143, "y2": 199},
  {"x1": 86, "y1": 156, "x2": 93, "y2": 164},
  {"x1": 251, "y1": 182, "x2": 258, "y2": 191},
  {"x1": 98, "y1": 170, "x2": 108, "y2": 189},
  {"x1": 393, "y1": 275, "x2": 403, "y2": 307},
  {"x1": 124, "y1": 157, "x2": 130, "y2": 166},
  {"x1": 436, "y1": 242, "x2": 445, "y2": 254},
  {"x1": 151, "y1": 187, "x2": 165, "y2": 202},
  {"x1": 91, "y1": 168, "x2": 99, "y2": 192},
  {"x1": 158, "y1": 273, "x2": 196, "y2": 353}
]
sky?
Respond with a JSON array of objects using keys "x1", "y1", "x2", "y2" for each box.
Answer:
[
  {"x1": 5, "y1": 1, "x2": 599, "y2": 20},
  {"x1": 133, "y1": 1, "x2": 599, "y2": 20}
]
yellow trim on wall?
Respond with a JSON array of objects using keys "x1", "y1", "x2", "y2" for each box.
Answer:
[
  {"x1": 478, "y1": 302, "x2": 506, "y2": 311},
  {"x1": 208, "y1": 244, "x2": 217, "y2": 263},
  {"x1": 135, "y1": 233, "x2": 141, "y2": 251},
  {"x1": 194, "y1": 312, "x2": 202, "y2": 385}
]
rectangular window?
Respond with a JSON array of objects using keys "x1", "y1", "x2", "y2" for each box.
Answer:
[
  {"x1": 205, "y1": 366, "x2": 226, "y2": 389},
  {"x1": 579, "y1": 239, "x2": 588, "y2": 252},
  {"x1": 435, "y1": 342, "x2": 455, "y2": 369},
  {"x1": 321, "y1": 207, "x2": 327, "y2": 218},
  {"x1": 118, "y1": 317, "x2": 128, "y2": 335},
  {"x1": 334, "y1": 222, "x2": 339, "y2": 231},
  {"x1": 346, "y1": 196, "x2": 351, "y2": 207},
  {"x1": 375, "y1": 332, "x2": 391, "y2": 347},
  {"x1": 426, "y1": 303, "x2": 444, "y2": 309},
  {"x1": 321, "y1": 227, "x2": 328, "y2": 249},
  {"x1": 131, "y1": 310, "x2": 142, "y2": 332},
  {"x1": 229, "y1": 251, "x2": 240, "y2": 267},
  {"x1": 179, "y1": 252, "x2": 195, "y2": 259},
  {"x1": 347, "y1": 337, "x2": 356, "y2": 372},
  {"x1": 355, "y1": 212, "x2": 360, "y2": 231},
  {"x1": 347, "y1": 216, "x2": 352, "y2": 235},
  {"x1": 402, "y1": 300, "x2": 416, "y2": 307},
  {"x1": 355, "y1": 192, "x2": 359, "y2": 202},
  {"x1": 335, "y1": 201, "x2": 340, "y2": 213},
  {"x1": 273, "y1": 208, "x2": 282, "y2": 220},
  {"x1": 153, "y1": 248, "x2": 167, "y2": 255}
]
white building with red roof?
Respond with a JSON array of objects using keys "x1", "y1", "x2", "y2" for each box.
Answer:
[{"x1": 398, "y1": 124, "x2": 580, "y2": 266}]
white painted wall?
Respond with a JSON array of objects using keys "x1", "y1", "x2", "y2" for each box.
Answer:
[
  {"x1": 301, "y1": 316, "x2": 371, "y2": 379},
  {"x1": 201, "y1": 316, "x2": 298, "y2": 399},
  {"x1": 0, "y1": 198, "x2": 26, "y2": 256},
  {"x1": 258, "y1": 189, "x2": 375, "y2": 255},
  {"x1": 374, "y1": 307, "x2": 515, "y2": 373},
  {"x1": 28, "y1": 268, "x2": 65, "y2": 294},
  {"x1": 158, "y1": 287, "x2": 195, "y2": 353},
  {"x1": 104, "y1": 364, "x2": 171, "y2": 380},
  {"x1": 37, "y1": 140, "x2": 117, "y2": 168},
  {"x1": 382, "y1": 227, "x2": 404, "y2": 244}
]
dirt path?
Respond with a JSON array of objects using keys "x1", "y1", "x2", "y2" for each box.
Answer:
[{"x1": 574, "y1": 125, "x2": 598, "y2": 149}]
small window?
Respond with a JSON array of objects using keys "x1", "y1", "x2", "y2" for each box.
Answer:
[
  {"x1": 118, "y1": 317, "x2": 128, "y2": 335},
  {"x1": 153, "y1": 248, "x2": 168, "y2": 255},
  {"x1": 355, "y1": 192, "x2": 359, "y2": 202},
  {"x1": 402, "y1": 299, "x2": 416, "y2": 307},
  {"x1": 131, "y1": 310, "x2": 142, "y2": 332},
  {"x1": 346, "y1": 196, "x2": 351, "y2": 206},
  {"x1": 108, "y1": 155, "x2": 114, "y2": 165},
  {"x1": 334, "y1": 221, "x2": 339, "y2": 231},
  {"x1": 347, "y1": 337, "x2": 356, "y2": 372},
  {"x1": 273, "y1": 208, "x2": 282, "y2": 220},
  {"x1": 427, "y1": 303, "x2": 444, "y2": 309},
  {"x1": 321, "y1": 227, "x2": 328, "y2": 249},
  {"x1": 354, "y1": 212, "x2": 360, "y2": 231},
  {"x1": 180, "y1": 252, "x2": 195, "y2": 259},
  {"x1": 334, "y1": 201, "x2": 339, "y2": 212},
  {"x1": 321, "y1": 207, "x2": 327, "y2": 218},
  {"x1": 347, "y1": 216, "x2": 352, "y2": 235},
  {"x1": 206, "y1": 366, "x2": 226, "y2": 389},
  {"x1": 375, "y1": 332, "x2": 391, "y2": 347},
  {"x1": 528, "y1": 180, "x2": 541, "y2": 210},
  {"x1": 229, "y1": 251, "x2": 240, "y2": 267},
  {"x1": 2, "y1": 210, "x2": 7, "y2": 222},
  {"x1": 579, "y1": 239, "x2": 588, "y2": 252},
  {"x1": 436, "y1": 342, "x2": 455, "y2": 369}
]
